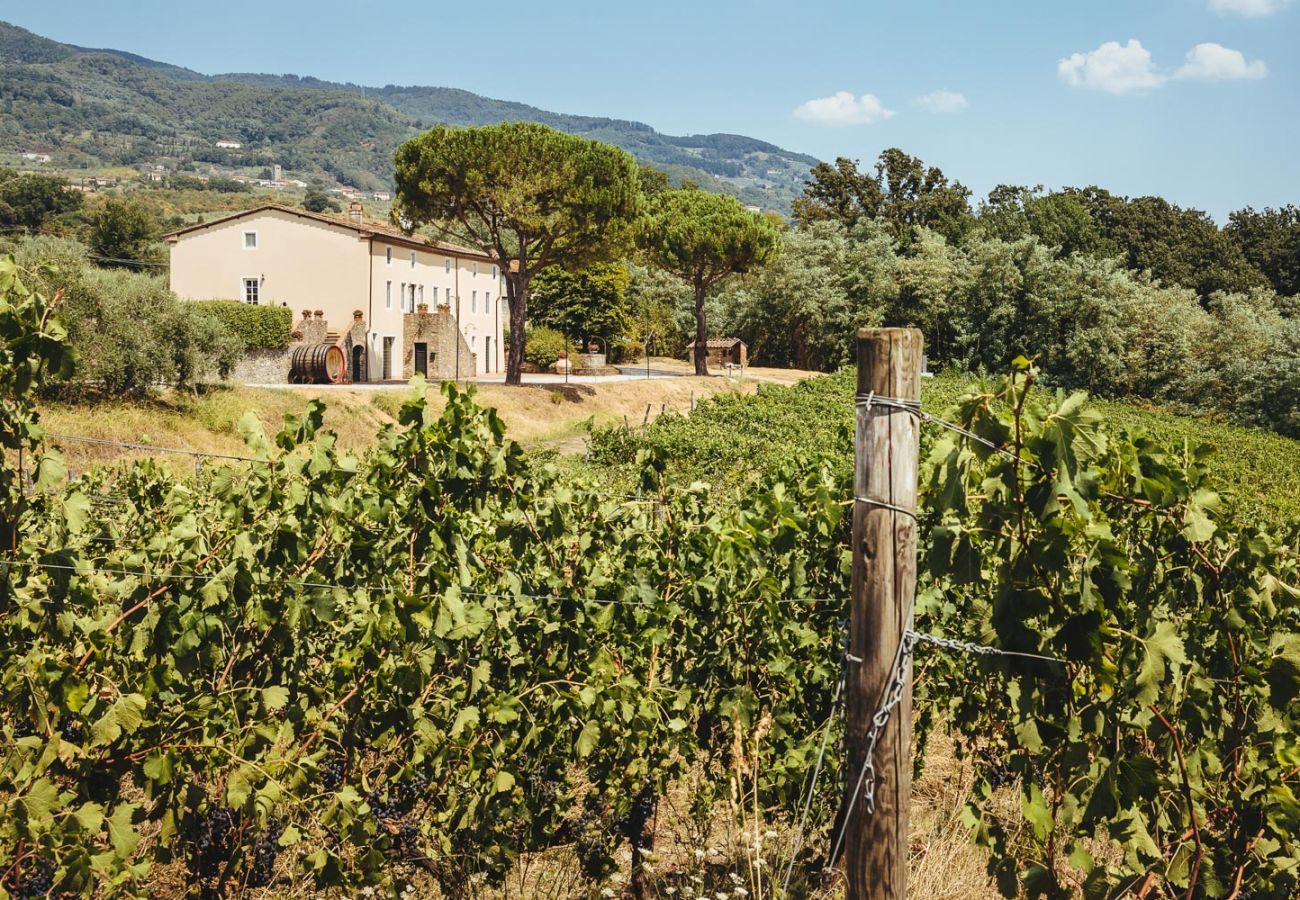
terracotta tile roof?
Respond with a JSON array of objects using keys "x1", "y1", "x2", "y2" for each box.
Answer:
[
  {"x1": 162, "y1": 203, "x2": 493, "y2": 261},
  {"x1": 686, "y1": 338, "x2": 746, "y2": 349}
]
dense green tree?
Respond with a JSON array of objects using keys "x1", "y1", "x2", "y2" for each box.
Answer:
[
  {"x1": 1061, "y1": 187, "x2": 1262, "y2": 298},
  {"x1": 791, "y1": 157, "x2": 880, "y2": 229},
  {"x1": 303, "y1": 181, "x2": 337, "y2": 213},
  {"x1": 86, "y1": 197, "x2": 158, "y2": 265},
  {"x1": 792, "y1": 149, "x2": 973, "y2": 244},
  {"x1": 394, "y1": 122, "x2": 644, "y2": 385},
  {"x1": 0, "y1": 168, "x2": 82, "y2": 231},
  {"x1": 529, "y1": 262, "x2": 631, "y2": 346},
  {"x1": 625, "y1": 263, "x2": 691, "y2": 354},
  {"x1": 978, "y1": 185, "x2": 1117, "y2": 258},
  {"x1": 720, "y1": 221, "x2": 895, "y2": 370},
  {"x1": 638, "y1": 189, "x2": 782, "y2": 375},
  {"x1": 637, "y1": 165, "x2": 672, "y2": 198},
  {"x1": 1227, "y1": 205, "x2": 1300, "y2": 297}
]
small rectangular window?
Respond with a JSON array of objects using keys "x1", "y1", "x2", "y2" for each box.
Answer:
[
  {"x1": 491, "y1": 265, "x2": 498, "y2": 280},
  {"x1": 431, "y1": 286, "x2": 438, "y2": 303},
  {"x1": 472, "y1": 261, "x2": 478, "y2": 276},
  {"x1": 410, "y1": 251, "x2": 416, "y2": 268},
  {"x1": 471, "y1": 290, "x2": 477, "y2": 313},
  {"x1": 386, "y1": 281, "x2": 392, "y2": 309},
  {"x1": 418, "y1": 285, "x2": 424, "y2": 304},
  {"x1": 400, "y1": 283, "x2": 407, "y2": 312},
  {"x1": 409, "y1": 284, "x2": 416, "y2": 309},
  {"x1": 445, "y1": 257, "x2": 451, "y2": 274},
  {"x1": 242, "y1": 277, "x2": 259, "y2": 305},
  {"x1": 386, "y1": 247, "x2": 392, "y2": 265},
  {"x1": 485, "y1": 291, "x2": 491, "y2": 310},
  {"x1": 242, "y1": 231, "x2": 257, "y2": 249}
]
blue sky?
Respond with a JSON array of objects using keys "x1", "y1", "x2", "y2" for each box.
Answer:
[{"x1": 8, "y1": 0, "x2": 1297, "y2": 219}]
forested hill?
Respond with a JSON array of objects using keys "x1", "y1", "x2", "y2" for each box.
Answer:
[{"x1": 0, "y1": 21, "x2": 818, "y2": 210}]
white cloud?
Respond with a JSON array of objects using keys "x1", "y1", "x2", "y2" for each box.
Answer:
[
  {"x1": 916, "y1": 90, "x2": 969, "y2": 114},
  {"x1": 1174, "y1": 42, "x2": 1267, "y2": 80},
  {"x1": 793, "y1": 91, "x2": 896, "y2": 126},
  {"x1": 1058, "y1": 39, "x2": 1166, "y2": 94},
  {"x1": 1208, "y1": 0, "x2": 1291, "y2": 17}
]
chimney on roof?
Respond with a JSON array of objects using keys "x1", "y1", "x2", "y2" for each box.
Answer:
[{"x1": 347, "y1": 201, "x2": 364, "y2": 225}]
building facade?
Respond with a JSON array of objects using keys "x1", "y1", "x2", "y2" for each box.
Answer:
[{"x1": 166, "y1": 204, "x2": 507, "y2": 381}]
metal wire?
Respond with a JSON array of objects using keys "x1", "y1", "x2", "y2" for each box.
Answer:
[
  {"x1": 853, "y1": 496, "x2": 919, "y2": 520},
  {"x1": 855, "y1": 393, "x2": 1169, "y2": 514},
  {"x1": 827, "y1": 629, "x2": 916, "y2": 868},
  {"x1": 0, "y1": 559, "x2": 840, "y2": 609},
  {"x1": 908, "y1": 629, "x2": 1066, "y2": 664}
]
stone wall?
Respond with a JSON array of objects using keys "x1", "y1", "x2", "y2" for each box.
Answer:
[
  {"x1": 402, "y1": 304, "x2": 476, "y2": 381},
  {"x1": 297, "y1": 310, "x2": 328, "y2": 346},
  {"x1": 230, "y1": 347, "x2": 294, "y2": 384}
]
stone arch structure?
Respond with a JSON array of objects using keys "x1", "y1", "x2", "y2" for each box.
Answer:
[{"x1": 342, "y1": 311, "x2": 369, "y2": 383}]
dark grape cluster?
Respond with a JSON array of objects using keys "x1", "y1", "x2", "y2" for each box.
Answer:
[
  {"x1": 188, "y1": 807, "x2": 237, "y2": 880},
  {"x1": 62, "y1": 721, "x2": 85, "y2": 745},
  {"x1": 5, "y1": 858, "x2": 54, "y2": 900},
  {"x1": 976, "y1": 748, "x2": 1015, "y2": 789},
  {"x1": 320, "y1": 755, "x2": 345, "y2": 791},
  {"x1": 245, "y1": 818, "x2": 284, "y2": 888},
  {"x1": 521, "y1": 764, "x2": 560, "y2": 802},
  {"x1": 367, "y1": 772, "x2": 429, "y2": 859}
]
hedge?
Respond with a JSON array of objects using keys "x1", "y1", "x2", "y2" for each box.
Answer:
[{"x1": 192, "y1": 300, "x2": 293, "y2": 350}]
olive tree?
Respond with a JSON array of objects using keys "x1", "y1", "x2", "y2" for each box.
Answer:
[
  {"x1": 393, "y1": 122, "x2": 644, "y2": 385},
  {"x1": 638, "y1": 189, "x2": 781, "y2": 375}
]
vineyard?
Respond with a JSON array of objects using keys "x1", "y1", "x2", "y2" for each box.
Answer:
[{"x1": 3, "y1": 254, "x2": 1300, "y2": 899}]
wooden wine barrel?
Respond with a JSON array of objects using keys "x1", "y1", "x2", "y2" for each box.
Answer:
[{"x1": 289, "y1": 344, "x2": 347, "y2": 384}]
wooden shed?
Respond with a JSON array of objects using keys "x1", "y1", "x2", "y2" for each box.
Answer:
[{"x1": 685, "y1": 337, "x2": 747, "y2": 369}]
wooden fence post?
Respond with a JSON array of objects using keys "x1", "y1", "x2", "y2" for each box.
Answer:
[{"x1": 844, "y1": 327, "x2": 923, "y2": 900}]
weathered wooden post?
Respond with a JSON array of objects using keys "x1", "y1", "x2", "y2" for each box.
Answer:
[{"x1": 844, "y1": 327, "x2": 923, "y2": 899}]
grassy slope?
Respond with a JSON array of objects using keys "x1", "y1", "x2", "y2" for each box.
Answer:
[{"x1": 35, "y1": 373, "x2": 773, "y2": 473}]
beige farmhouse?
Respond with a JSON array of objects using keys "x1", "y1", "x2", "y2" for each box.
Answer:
[{"x1": 165, "y1": 204, "x2": 506, "y2": 381}]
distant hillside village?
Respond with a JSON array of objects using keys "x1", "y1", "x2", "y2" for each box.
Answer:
[{"x1": 9, "y1": 146, "x2": 393, "y2": 202}]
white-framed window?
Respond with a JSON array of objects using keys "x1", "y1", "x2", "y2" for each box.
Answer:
[
  {"x1": 471, "y1": 335, "x2": 477, "y2": 349},
  {"x1": 400, "y1": 282, "x2": 407, "y2": 312},
  {"x1": 242, "y1": 277, "x2": 260, "y2": 305},
  {"x1": 418, "y1": 285, "x2": 424, "y2": 304},
  {"x1": 386, "y1": 247, "x2": 393, "y2": 265},
  {"x1": 444, "y1": 257, "x2": 451, "y2": 274},
  {"x1": 386, "y1": 281, "x2": 392, "y2": 309},
  {"x1": 431, "y1": 286, "x2": 438, "y2": 303},
  {"x1": 472, "y1": 261, "x2": 478, "y2": 277},
  {"x1": 242, "y1": 230, "x2": 258, "y2": 250},
  {"x1": 471, "y1": 290, "x2": 477, "y2": 313},
  {"x1": 491, "y1": 265, "x2": 498, "y2": 280},
  {"x1": 410, "y1": 250, "x2": 416, "y2": 268},
  {"x1": 408, "y1": 283, "x2": 416, "y2": 310}
]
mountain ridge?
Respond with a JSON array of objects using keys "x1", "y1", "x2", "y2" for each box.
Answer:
[{"x1": 0, "y1": 20, "x2": 817, "y2": 211}]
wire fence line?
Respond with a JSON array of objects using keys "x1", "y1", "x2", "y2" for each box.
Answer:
[
  {"x1": 0, "y1": 558, "x2": 843, "y2": 610},
  {"x1": 856, "y1": 392, "x2": 1170, "y2": 515},
  {"x1": 35, "y1": 431, "x2": 664, "y2": 506}
]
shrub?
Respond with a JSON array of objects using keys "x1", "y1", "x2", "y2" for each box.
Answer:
[
  {"x1": 191, "y1": 300, "x2": 293, "y2": 350},
  {"x1": 6, "y1": 236, "x2": 241, "y2": 396},
  {"x1": 524, "y1": 326, "x2": 570, "y2": 369},
  {"x1": 609, "y1": 339, "x2": 644, "y2": 363}
]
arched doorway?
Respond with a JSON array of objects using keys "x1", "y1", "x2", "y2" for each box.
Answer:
[{"x1": 351, "y1": 344, "x2": 366, "y2": 383}]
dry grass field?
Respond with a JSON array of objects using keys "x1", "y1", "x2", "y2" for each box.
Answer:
[{"x1": 34, "y1": 369, "x2": 810, "y2": 473}]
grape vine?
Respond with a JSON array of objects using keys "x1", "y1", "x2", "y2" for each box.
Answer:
[{"x1": 2, "y1": 254, "x2": 1298, "y2": 898}]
